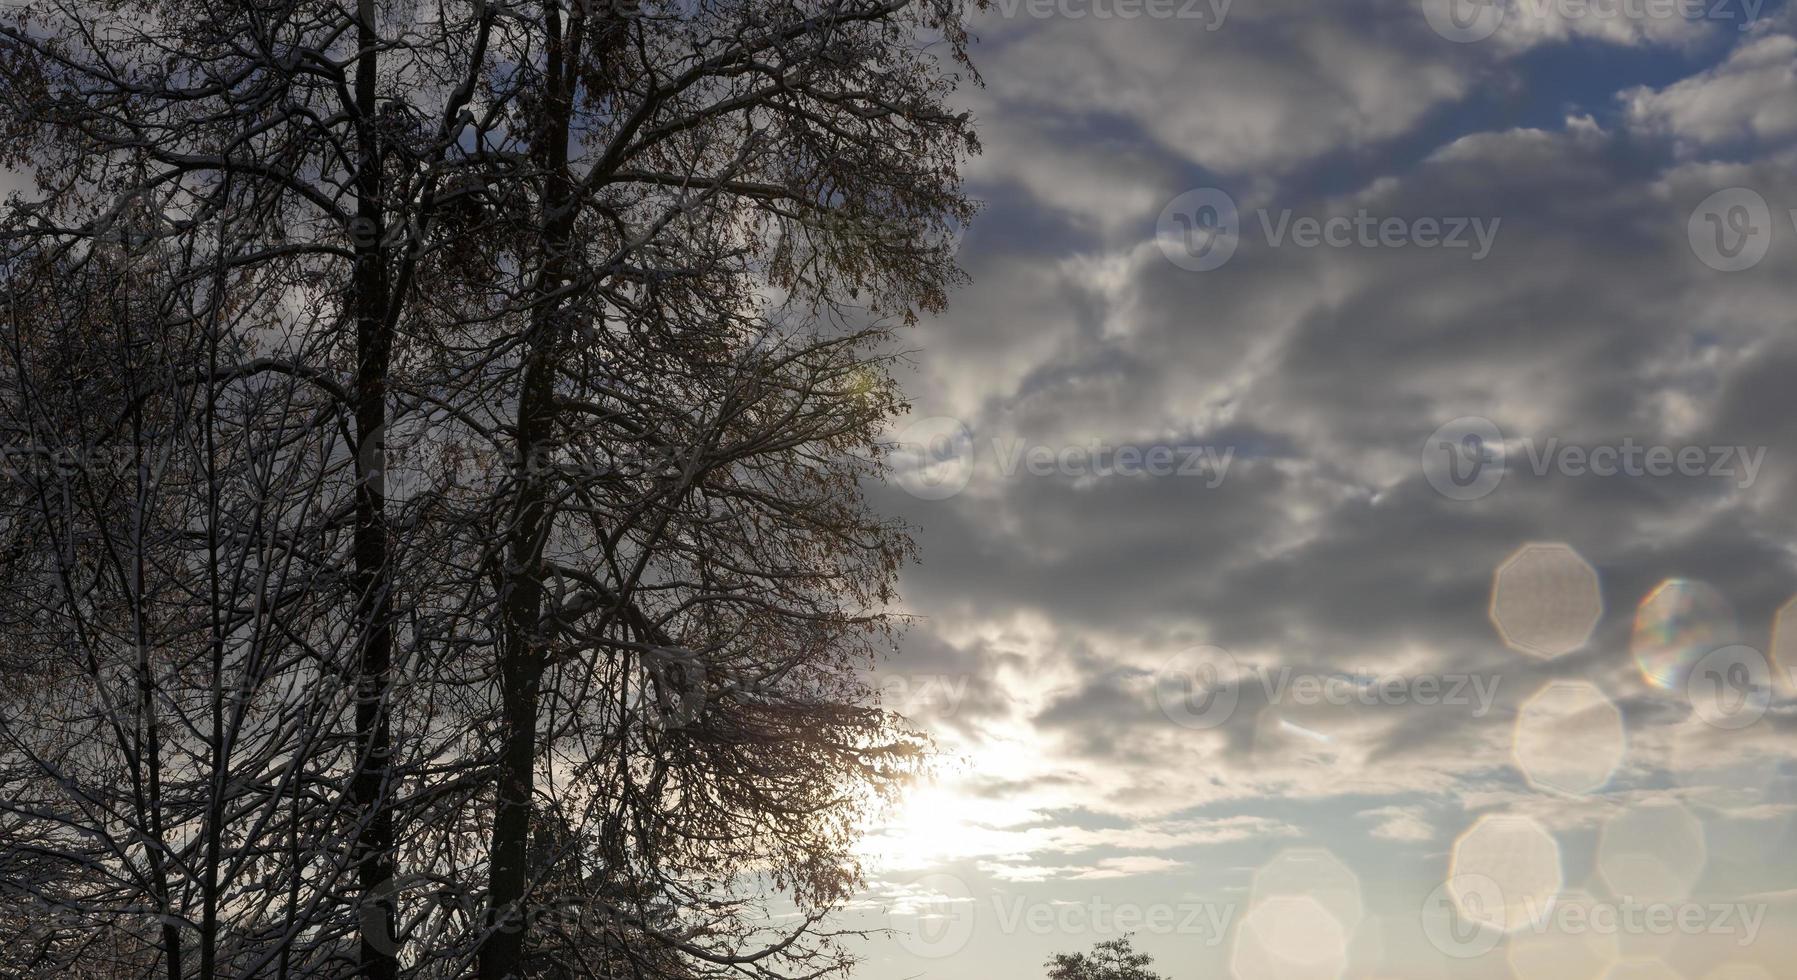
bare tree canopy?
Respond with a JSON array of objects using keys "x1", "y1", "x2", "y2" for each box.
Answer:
[{"x1": 0, "y1": 0, "x2": 980, "y2": 976}]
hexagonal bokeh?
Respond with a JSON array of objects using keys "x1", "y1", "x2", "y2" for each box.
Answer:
[
  {"x1": 1448, "y1": 814, "x2": 1564, "y2": 933},
  {"x1": 1490, "y1": 543, "x2": 1604, "y2": 658},
  {"x1": 1505, "y1": 889, "x2": 1619, "y2": 980},
  {"x1": 1251, "y1": 847, "x2": 1364, "y2": 936},
  {"x1": 1603, "y1": 958, "x2": 1684, "y2": 980},
  {"x1": 1597, "y1": 801, "x2": 1706, "y2": 904},
  {"x1": 1230, "y1": 894, "x2": 1349, "y2": 980},
  {"x1": 1772, "y1": 595, "x2": 1797, "y2": 697},
  {"x1": 1513, "y1": 680, "x2": 1626, "y2": 796},
  {"x1": 1631, "y1": 579, "x2": 1738, "y2": 690}
]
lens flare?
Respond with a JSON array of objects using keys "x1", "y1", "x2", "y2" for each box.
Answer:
[
  {"x1": 1251, "y1": 847, "x2": 1364, "y2": 936},
  {"x1": 1630, "y1": 579, "x2": 1738, "y2": 690},
  {"x1": 1512, "y1": 680, "x2": 1625, "y2": 796},
  {"x1": 1597, "y1": 801, "x2": 1706, "y2": 905},
  {"x1": 1771, "y1": 595, "x2": 1797, "y2": 697},
  {"x1": 1231, "y1": 895, "x2": 1349, "y2": 980},
  {"x1": 1448, "y1": 815, "x2": 1564, "y2": 934},
  {"x1": 1490, "y1": 542, "x2": 1604, "y2": 659},
  {"x1": 1505, "y1": 889, "x2": 1620, "y2": 980}
]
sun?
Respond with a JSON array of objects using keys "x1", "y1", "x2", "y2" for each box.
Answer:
[
  {"x1": 858, "y1": 765, "x2": 1053, "y2": 873},
  {"x1": 859, "y1": 785, "x2": 998, "y2": 871}
]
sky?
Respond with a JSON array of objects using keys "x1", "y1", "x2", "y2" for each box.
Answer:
[
  {"x1": 5, "y1": 2, "x2": 1793, "y2": 976},
  {"x1": 840, "y1": 0, "x2": 1797, "y2": 977}
]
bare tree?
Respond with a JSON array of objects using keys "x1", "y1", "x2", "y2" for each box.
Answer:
[
  {"x1": 0, "y1": 0, "x2": 979, "y2": 976},
  {"x1": 435, "y1": 3, "x2": 979, "y2": 975},
  {"x1": 1, "y1": 3, "x2": 517, "y2": 973},
  {"x1": 0, "y1": 190, "x2": 371, "y2": 975}
]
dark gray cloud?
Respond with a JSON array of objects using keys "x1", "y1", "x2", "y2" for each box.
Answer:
[{"x1": 861, "y1": 7, "x2": 1797, "y2": 976}]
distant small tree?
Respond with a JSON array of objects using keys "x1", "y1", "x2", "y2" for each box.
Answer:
[{"x1": 1044, "y1": 936, "x2": 1169, "y2": 980}]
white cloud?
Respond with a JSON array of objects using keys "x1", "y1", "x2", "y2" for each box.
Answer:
[
  {"x1": 1623, "y1": 34, "x2": 1797, "y2": 152},
  {"x1": 1360, "y1": 805, "x2": 1437, "y2": 842},
  {"x1": 1068, "y1": 855, "x2": 1188, "y2": 879},
  {"x1": 977, "y1": 13, "x2": 1470, "y2": 176}
]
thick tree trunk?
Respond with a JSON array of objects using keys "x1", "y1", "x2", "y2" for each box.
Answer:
[
  {"x1": 480, "y1": 564, "x2": 545, "y2": 975},
  {"x1": 479, "y1": 6, "x2": 583, "y2": 975},
  {"x1": 351, "y1": 0, "x2": 399, "y2": 976}
]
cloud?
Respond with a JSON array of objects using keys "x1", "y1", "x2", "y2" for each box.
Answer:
[
  {"x1": 1622, "y1": 34, "x2": 1797, "y2": 153},
  {"x1": 880, "y1": 95, "x2": 1797, "y2": 873},
  {"x1": 974, "y1": 8, "x2": 1472, "y2": 176},
  {"x1": 1068, "y1": 855, "x2": 1188, "y2": 879},
  {"x1": 860, "y1": 21, "x2": 1797, "y2": 979},
  {"x1": 1360, "y1": 804, "x2": 1438, "y2": 842}
]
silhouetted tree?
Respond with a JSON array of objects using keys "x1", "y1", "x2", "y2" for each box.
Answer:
[
  {"x1": 1045, "y1": 936, "x2": 1169, "y2": 980},
  {"x1": 0, "y1": 0, "x2": 979, "y2": 976}
]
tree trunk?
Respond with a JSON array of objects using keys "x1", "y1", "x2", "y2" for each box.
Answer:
[
  {"x1": 351, "y1": 0, "x2": 399, "y2": 975},
  {"x1": 479, "y1": 5, "x2": 583, "y2": 975}
]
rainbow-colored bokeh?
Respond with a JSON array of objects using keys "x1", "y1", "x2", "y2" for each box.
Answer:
[{"x1": 1630, "y1": 579, "x2": 1739, "y2": 690}]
